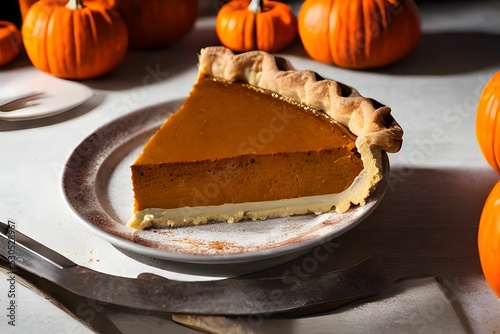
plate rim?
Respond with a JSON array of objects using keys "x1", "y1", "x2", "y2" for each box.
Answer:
[{"x1": 61, "y1": 99, "x2": 389, "y2": 265}]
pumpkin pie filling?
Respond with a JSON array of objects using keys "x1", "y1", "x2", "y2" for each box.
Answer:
[{"x1": 128, "y1": 47, "x2": 403, "y2": 229}]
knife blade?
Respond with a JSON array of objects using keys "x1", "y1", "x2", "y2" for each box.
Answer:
[{"x1": 0, "y1": 221, "x2": 398, "y2": 317}]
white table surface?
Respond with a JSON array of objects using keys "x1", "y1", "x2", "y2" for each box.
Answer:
[{"x1": 1, "y1": 0, "x2": 500, "y2": 333}]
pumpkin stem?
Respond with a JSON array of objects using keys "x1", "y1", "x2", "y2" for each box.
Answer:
[
  {"x1": 248, "y1": 0, "x2": 263, "y2": 13},
  {"x1": 66, "y1": 0, "x2": 85, "y2": 10}
]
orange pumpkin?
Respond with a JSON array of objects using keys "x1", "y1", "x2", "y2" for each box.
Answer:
[
  {"x1": 109, "y1": 0, "x2": 198, "y2": 50},
  {"x1": 298, "y1": 0, "x2": 421, "y2": 69},
  {"x1": 22, "y1": 0, "x2": 128, "y2": 79},
  {"x1": 478, "y1": 180, "x2": 500, "y2": 297},
  {"x1": 0, "y1": 21, "x2": 22, "y2": 67},
  {"x1": 216, "y1": 0, "x2": 298, "y2": 53},
  {"x1": 476, "y1": 70, "x2": 500, "y2": 174}
]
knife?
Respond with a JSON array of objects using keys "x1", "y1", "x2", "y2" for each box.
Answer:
[{"x1": 0, "y1": 221, "x2": 400, "y2": 317}]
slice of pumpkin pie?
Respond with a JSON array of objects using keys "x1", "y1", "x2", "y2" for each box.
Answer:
[{"x1": 128, "y1": 46, "x2": 402, "y2": 230}]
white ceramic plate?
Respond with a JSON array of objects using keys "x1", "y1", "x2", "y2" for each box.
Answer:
[
  {"x1": 62, "y1": 100, "x2": 389, "y2": 266},
  {"x1": 0, "y1": 68, "x2": 93, "y2": 121}
]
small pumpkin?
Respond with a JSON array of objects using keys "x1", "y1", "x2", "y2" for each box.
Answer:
[
  {"x1": 0, "y1": 21, "x2": 22, "y2": 67},
  {"x1": 476, "y1": 70, "x2": 500, "y2": 174},
  {"x1": 22, "y1": 0, "x2": 128, "y2": 79},
  {"x1": 478, "y1": 180, "x2": 500, "y2": 297},
  {"x1": 216, "y1": 0, "x2": 298, "y2": 53},
  {"x1": 298, "y1": 0, "x2": 421, "y2": 69},
  {"x1": 109, "y1": 0, "x2": 198, "y2": 50}
]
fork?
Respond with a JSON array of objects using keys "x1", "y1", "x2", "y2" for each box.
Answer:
[{"x1": 0, "y1": 91, "x2": 44, "y2": 110}]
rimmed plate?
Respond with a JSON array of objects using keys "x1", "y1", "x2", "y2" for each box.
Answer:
[
  {"x1": 0, "y1": 69, "x2": 93, "y2": 121},
  {"x1": 62, "y1": 99, "x2": 389, "y2": 267}
]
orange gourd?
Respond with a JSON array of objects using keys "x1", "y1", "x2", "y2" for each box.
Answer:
[
  {"x1": 216, "y1": 0, "x2": 298, "y2": 53},
  {"x1": 109, "y1": 0, "x2": 198, "y2": 50},
  {"x1": 476, "y1": 70, "x2": 500, "y2": 174},
  {"x1": 298, "y1": 0, "x2": 421, "y2": 69},
  {"x1": 476, "y1": 70, "x2": 500, "y2": 297},
  {"x1": 22, "y1": 0, "x2": 128, "y2": 79},
  {"x1": 0, "y1": 21, "x2": 22, "y2": 67},
  {"x1": 478, "y1": 180, "x2": 500, "y2": 297}
]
